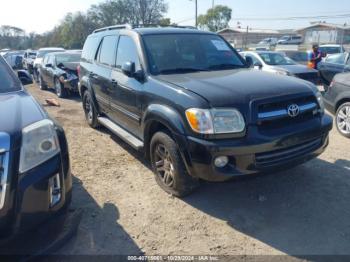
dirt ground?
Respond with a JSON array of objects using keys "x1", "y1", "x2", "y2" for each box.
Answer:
[{"x1": 26, "y1": 84, "x2": 350, "y2": 258}]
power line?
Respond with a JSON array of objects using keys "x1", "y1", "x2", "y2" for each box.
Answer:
[{"x1": 233, "y1": 14, "x2": 350, "y2": 21}]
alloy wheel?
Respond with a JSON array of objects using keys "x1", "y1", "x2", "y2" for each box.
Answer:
[
  {"x1": 337, "y1": 105, "x2": 350, "y2": 135},
  {"x1": 154, "y1": 144, "x2": 175, "y2": 187}
]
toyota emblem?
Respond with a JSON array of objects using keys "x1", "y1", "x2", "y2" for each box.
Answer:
[{"x1": 287, "y1": 104, "x2": 300, "y2": 118}]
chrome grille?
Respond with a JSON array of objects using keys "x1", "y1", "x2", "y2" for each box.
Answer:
[
  {"x1": 0, "y1": 151, "x2": 9, "y2": 210},
  {"x1": 0, "y1": 133, "x2": 10, "y2": 210},
  {"x1": 257, "y1": 95, "x2": 319, "y2": 126}
]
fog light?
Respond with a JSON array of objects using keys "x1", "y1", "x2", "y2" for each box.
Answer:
[{"x1": 214, "y1": 156, "x2": 229, "y2": 168}]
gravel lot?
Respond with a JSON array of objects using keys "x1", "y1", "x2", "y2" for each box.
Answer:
[{"x1": 26, "y1": 84, "x2": 350, "y2": 258}]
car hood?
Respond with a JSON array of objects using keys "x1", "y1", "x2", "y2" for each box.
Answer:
[
  {"x1": 0, "y1": 91, "x2": 45, "y2": 149},
  {"x1": 270, "y1": 65, "x2": 318, "y2": 74},
  {"x1": 155, "y1": 69, "x2": 316, "y2": 109}
]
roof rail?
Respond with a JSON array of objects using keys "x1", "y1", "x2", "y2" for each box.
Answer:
[
  {"x1": 93, "y1": 24, "x2": 132, "y2": 34},
  {"x1": 133, "y1": 24, "x2": 198, "y2": 30}
]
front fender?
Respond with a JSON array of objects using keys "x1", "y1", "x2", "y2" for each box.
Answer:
[
  {"x1": 336, "y1": 91, "x2": 350, "y2": 109},
  {"x1": 142, "y1": 104, "x2": 187, "y2": 137}
]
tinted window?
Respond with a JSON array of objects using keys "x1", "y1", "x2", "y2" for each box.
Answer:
[
  {"x1": 98, "y1": 35, "x2": 118, "y2": 66},
  {"x1": 0, "y1": 57, "x2": 20, "y2": 93},
  {"x1": 319, "y1": 46, "x2": 342, "y2": 55},
  {"x1": 82, "y1": 36, "x2": 101, "y2": 62},
  {"x1": 116, "y1": 36, "x2": 141, "y2": 70},
  {"x1": 56, "y1": 53, "x2": 81, "y2": 65},
  {"x1": 258, "y1": 53, "x2": 296, "y2": 65},
  {"x1": 143, "y1": 34, "x2": 245, "y2": 75},
  {"x1": 326, "y1": 53, "x2": 346, "y2": 64}
]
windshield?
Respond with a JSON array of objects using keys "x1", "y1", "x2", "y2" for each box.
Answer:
[
  {"x1": 28, "y1": 52, "x2": 37, "y2": 58},
  {"x1": 319, "y1": 47, "x2": 342, "y2": 55},
  {"x1": 56, "y1": 53, "x2": 81, "y2": 65},
  {"x1": 143, "y1": 34, "x2": 245, "y2": 75},
  {"x1": 0, "y1": 58, "x2": 20, "y2": 93},
  {"x1": 37, "y1": 50, "x2": 62, "y2": 58},
  {"x1": 258, "y1": 53, "x2": 296, "y2": 65}
]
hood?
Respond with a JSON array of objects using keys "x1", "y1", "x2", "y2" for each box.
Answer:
[
  {"x1": 0, "y1": 91, "x2": 45, "y2": 149},
  {"x1": 155, "y1": 69, "x2": 315, "y2": 109},
  {"x1": 270, "y1": 64, "x2": 318, "y2": 74}
]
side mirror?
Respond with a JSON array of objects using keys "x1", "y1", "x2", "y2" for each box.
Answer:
[
  {"x1": 46, "y1": 63, "x2": 53, "y2": 68},
  {"x1": 121, "y1": 61, "x2": 136, "y2": 77},
  {"x1": 245, "y1": 57, "x2": 254, "y2": 68},
  {"x1": 17, "y1": 70, "x2": 33, "y2": 86}
]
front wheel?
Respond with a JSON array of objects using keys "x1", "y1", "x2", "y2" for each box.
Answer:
[
  {"x1": 38, "y1": 74, "x2": 47, "y2": 90},
  {"x1": 83, "y1": 91, "x2": 99, "y2": 128},
  {"x1": 150, "y1": 132, "x2": 199, "y2": 197},
  {"x1": 336, "y1": 102, "x2": 350, "y2": 138},
  {"x1": 55, "y1": 78, "x2": 67, "y2": 98}
]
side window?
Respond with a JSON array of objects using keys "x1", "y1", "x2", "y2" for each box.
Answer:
[
  {"x1": 116, "y1": 36, "x2": 141, "y2": 70},
  {"x1": 327, "y1": 54, "x2": 346, "y2": 64},
  {"x1": 82, "y1": 36, "x2": 102, "y2": 63},
  {"x1": 246, "y1": 54, "x2": 260, "y2": 65},
  {"x1": 98, "y1": 35, "x2": 118, "y2": 66},
  {"x1": 43, "y1": 55, "x2": 49, "y2": 65},
  {"x1": 48, "y1": 55, "x2": 55, "y2": 66}
]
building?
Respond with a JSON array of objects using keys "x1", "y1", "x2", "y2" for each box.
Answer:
[
  {"x1": 217, "y1": 27, "x2": 285, "y2": 48},
  {"x1": 296, "y1": 23, "x2": 350, "y2": 45}
]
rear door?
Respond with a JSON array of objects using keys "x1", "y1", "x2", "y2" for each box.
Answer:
[
  {"x1": 90, "y1": 35, "x2": 118, "y2": 114},
  {"x1": 109, "y1": 34, "x2": 144, "y2": 138}
]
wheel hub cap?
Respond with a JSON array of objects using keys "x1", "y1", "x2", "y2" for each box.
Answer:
[
  {"x1": 337, "y1": 106, "x2": 350, "y2": 134},
  {"x1": 155, "y1": 144, "x2": 174, "y2": 187}
]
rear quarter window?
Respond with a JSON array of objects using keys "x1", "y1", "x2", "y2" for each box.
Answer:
[{"x1": 82, "y1": 36, "x2": 101, "y2": 63}]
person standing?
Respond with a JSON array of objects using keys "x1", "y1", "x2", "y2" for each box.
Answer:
[{"x1": 310, "y1": 44, "x2": 322, "y2": 70}]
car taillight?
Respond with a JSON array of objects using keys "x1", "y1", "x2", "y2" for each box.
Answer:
[{"x1": 77, "y1": 65, "x2": 81, "y2": 77}]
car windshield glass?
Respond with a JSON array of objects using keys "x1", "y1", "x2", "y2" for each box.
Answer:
[
  {"x1": 143, "y1": 34, "x2": 245, "y2": 75},
  {"x1": 258, "y1": 53, "x2": 296, "y2": 65},
  {"x1": 319, "y1": 47, "x2": 341, "y2": 54},
  {"x1": 0, "y1": 58, "x2": 20, "y2": 93},
  {"x1": 28, "y1": 52, "x2": 37, "y2": 58},
  {"x1": 37, "y1": 50, "x2": 62, "y2": 58},
  {"x1": 56, "y1": 54, "x2": 81, "y2": 64}
]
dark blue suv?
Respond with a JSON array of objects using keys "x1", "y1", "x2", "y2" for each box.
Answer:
[
  {"x1": 79, "y1": 25, "x2": 333, "y2": 197},
  {"x1": 0, "y1": 56, "x2": 74, "y2": 251}
]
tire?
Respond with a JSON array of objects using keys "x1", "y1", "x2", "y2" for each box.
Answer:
[
  {"x1": 150, "y1": 132, "x2": 199, "y2": 197},
  {"x1": 55, "y1": 78, "x2": 67, "y2": 98},
  {"x1": 82, "y1": 91, "x2": 99, "y2": 128},
  {"x1": 38, "y1": 74, "x2": 47, "y2": 90},
  {"x1": 336, "y1": 102, "x2": 350, "y2": 138}
]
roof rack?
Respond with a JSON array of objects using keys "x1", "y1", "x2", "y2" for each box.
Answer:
[
  {"x1": 93, "y1": 24, "x2": 198, "y2": 34},
  {"x1": 93, "y1": 24, "x2": 132, "y2": 34}
]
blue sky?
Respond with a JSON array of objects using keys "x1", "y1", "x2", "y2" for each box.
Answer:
[{"x1": 1, "y1": 0, "x2": 350, "y2": 33}]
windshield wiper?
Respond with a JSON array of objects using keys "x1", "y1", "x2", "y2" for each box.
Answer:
[
  {"x1": 158, "y1": 67, "x2": 208, "y2": 74},
  {"x1": 207, "y1": 64, "x2": 242, "y2": 70}
]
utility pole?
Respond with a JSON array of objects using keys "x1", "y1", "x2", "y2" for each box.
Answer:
[
  {"x1": 195, "y1": 0, "x2": 198, "y2": 27},
  {"x1": 212, "y1": 0, "x2": 215, "y2": 9}
]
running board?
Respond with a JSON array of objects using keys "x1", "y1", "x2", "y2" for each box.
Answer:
[{"x1": 98, "y1": 117, "x2": 144, "y2": 150}]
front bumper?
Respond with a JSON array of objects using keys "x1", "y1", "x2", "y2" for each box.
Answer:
[
  {"x1": 182, "y1": 115, "x2": 333, "y2": 182},
  {"x1": 62, "y1": 78, "x2": 79, "y2": 92}
]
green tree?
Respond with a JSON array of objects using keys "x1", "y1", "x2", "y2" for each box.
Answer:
[{"x1": 198, "y1": 5, "x2": 232, "y2": 32}]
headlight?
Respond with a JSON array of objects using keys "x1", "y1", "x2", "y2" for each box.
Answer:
[
  {"x1": 185, "y1": 108, "x2": 245, "y2": 134},
  {"x1": 316, "y1": 91, "x2": 325, "y2": 114},
  {"x1": 19, "y1": 119, "x2": 60, "y2": 173}
]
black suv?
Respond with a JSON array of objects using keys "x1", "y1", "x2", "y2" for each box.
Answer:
[{"x1": 79, "y1": 25, "x2": 333, "y2": 197}]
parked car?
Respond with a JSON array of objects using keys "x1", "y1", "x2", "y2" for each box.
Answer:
[
  {"x1": 79, "y1": 25, "x2": 332, "y2": 197},
  {"x1": 258, "y1": 37, "x2": 278, "y2": 46},
  {"x1": 283, "y1": 50, "x2": 312, "y2": 66},
  {"x1": 33, "y1": 48, "x2": 65, "y2": 82},
  {"x1": 38, "y1": 51, "x2": 81, "y2": 98},
  {"x1": 241, "y1": 51, "x2": 319, "y2": 84},
  {"x1": 23, "y1": 50, "x2": 37, "y2": 74},
  {"x1": 277, "y1": 35, "x2": 303, "y2": 45},
  {"x1": 319, "y1": 44, "x2": 345, "y2": 56},
  {"x1": 318, "y1": 52, "x2": 350, "y2": 86},
  {"x1": 2, "y1": 51, "x2": 25, "y2": 69},
  {"x1": 0, "y1": 55, "x2": 73, "y2": 245},
  {"x1": 323, "y1": 72, "x2": 350, "y2": 138}
]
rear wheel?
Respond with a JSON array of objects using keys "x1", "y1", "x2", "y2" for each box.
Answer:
[
  {"x1": 336, "y1": 102, "x2": 350, "y2": 138},
  {"x1": 55, "y1": 78, "x2": 67, "y2": 98},
  {"x1": 150, "y1": 132, "x2": 199, "y2": 197},
  {"x1": 83, "y1": 91, "x2": 99, "y2": 128}
]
